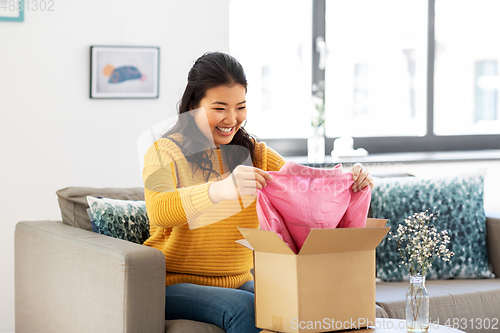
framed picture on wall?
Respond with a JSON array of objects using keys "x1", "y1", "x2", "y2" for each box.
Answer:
[
  {"x1": 90, "y1": 46, "x2": 160, "y2": 99},
  {"x1": 0, "y1": 0, "x2": 24, "y2": 21}
]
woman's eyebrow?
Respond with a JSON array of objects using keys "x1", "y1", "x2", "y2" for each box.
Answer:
[{"x1": 212, "y1": 100, "x2": 246, "y2": 105}]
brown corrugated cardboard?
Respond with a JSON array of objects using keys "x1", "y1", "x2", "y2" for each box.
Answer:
[{"x1": 237, "y1": 218, "x2": 389, "y2": 333}]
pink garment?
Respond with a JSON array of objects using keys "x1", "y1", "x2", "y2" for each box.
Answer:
[{"x1": 256, "y1": 161, "x2": 371, "y2": 253}]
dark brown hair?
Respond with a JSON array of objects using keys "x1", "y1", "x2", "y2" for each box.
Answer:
[{"x1": 163, "y1": 52, "x2": 257, "y2": 181}]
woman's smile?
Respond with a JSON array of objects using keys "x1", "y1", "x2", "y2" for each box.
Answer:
[
  {"x1": 193, "y1": 84, "x2": 247, "y2": 147},
  {"x1": 215, "y1": 126, "x2": 235, "y2": 135}
]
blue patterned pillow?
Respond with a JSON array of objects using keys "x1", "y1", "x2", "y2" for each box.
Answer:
[
  {"x1": 86, "y1": 196, "x2": 150, "y2": 244},
  {"x1": 371, "y1": 170, "x2": 495, "y2": 281}
]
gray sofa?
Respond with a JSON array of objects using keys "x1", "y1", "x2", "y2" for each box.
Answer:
[
  {"x1": 14, "y1": 187, "x2": 500, "y2": 333},
  {"x1": 375, "y1": 209, "x2": 500, "y2": 333}
]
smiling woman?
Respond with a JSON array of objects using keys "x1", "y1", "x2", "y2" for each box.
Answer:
[
  {"x1": 141, "y1": 51, "x2": 373, "y2": 333},
  {"x1": 193, "y1": 84, "x2": 247, "y2": 147}
]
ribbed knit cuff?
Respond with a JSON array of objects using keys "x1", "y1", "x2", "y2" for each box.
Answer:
[{"x1": 190, "y1": 182, "x2": 218, "y2": 215}]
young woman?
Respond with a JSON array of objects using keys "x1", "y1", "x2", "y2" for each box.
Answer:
[{"x1": 142, "y1": 52, "x2": 374, "y2": 333}]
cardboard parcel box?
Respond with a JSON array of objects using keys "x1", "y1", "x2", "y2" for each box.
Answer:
[{"x1": 237, "y1": 218, "x2": 389, "y2": 333}]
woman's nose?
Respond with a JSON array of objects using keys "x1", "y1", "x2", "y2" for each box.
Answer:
[{"x1": 225, "y1": 109, "x2": 237, "y2": 123}]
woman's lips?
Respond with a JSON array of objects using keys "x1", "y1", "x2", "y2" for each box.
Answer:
[{"x1": 215, "y1": 126, "x2": 235, "y2": 136}]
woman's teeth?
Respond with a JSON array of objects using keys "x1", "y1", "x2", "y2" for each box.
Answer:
[{"x1": 217, "y1": 127, "x2": 233, "y2": 133}]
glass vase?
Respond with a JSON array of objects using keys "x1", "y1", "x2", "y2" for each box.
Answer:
[
  {"x1": 406, "y1": 275, "x2": 429, "y2": 333},
  {"x1": 307, "y1": 126, "x2": 325, "y2": 164}
]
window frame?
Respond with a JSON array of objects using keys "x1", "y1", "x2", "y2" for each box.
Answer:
[{"x1": 261, "y1": 0, "x2": 500, "y2": 156}]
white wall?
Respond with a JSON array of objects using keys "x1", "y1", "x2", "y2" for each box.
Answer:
[
  {"x1": 0, "y1": 1, "x2": 229, "y2": 331},
  {"x1": 2, "y1": 2, "x2": 499, "y2": 332}
]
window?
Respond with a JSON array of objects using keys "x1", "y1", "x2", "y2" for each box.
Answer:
[
  {"x1": 475, "y1": 60, "x2": 498, "y2": 123},
  {"x1": 229, "y1": 0, "x2": 312, "y2": 139},
  {"x1": 434, "y1": 0, "x2": 500, "y2": 135},
  {"x1": 229, "y1": 0, "x2": 500, "y2": 156},
  {"x1": 324, "y1": 0, "x2": 427, "y2": 138}
]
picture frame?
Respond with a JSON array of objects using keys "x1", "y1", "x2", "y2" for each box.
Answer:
[
  {"x1": 90, "y1": 46, "x2": 160, "y2": 99},
  {"x1": 0, "y1": 0, "x2": 24, "y2": 22}
]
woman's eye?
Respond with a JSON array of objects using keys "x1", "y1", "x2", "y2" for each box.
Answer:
[
  {"x1": 214, "y1": 108, "x2": 225, "y2": 111},
  {"x1": 238, "y1": 107, "x2": 246, "y2": 110}
]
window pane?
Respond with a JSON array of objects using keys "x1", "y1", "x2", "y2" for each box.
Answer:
[
  {"x1": 229, "y1": 0, "x2": 312, "y2": 139},
  {"x1": 325, "y1": 0, "x2": 427, "y2": 138},
  {"x1": 434, "y1": 0, "x2": 500, "y2": 135}
]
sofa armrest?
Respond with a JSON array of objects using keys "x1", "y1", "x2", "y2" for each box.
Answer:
[
  {"x1": 486, "y1": 211, "x2": 500, "y2": 277},
  {"x1": 15, "y1": 221, "x2": 166, "y2": 333}
]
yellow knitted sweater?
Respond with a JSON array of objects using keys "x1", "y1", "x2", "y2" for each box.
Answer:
[{"x1": 142, "y1": 135, "x2": 286, "y2": 288}]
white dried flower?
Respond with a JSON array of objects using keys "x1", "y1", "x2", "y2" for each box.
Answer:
[{"x1": 388, "y1": 209, "x2": 454, "y2": 277}]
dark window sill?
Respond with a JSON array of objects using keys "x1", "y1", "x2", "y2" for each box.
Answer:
[
  {"x1": 263, "y1": 135, "x2": 500, "y2": 157},
  {"x1": 284, "y1": 149, "x2": 500, "y2": 166}
]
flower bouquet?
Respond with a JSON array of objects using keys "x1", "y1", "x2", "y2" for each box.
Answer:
[{"x1": 388, "y1": 209, "x2": 454, "y2": 333}]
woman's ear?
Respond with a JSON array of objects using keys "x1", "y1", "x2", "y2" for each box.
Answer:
[{"x1": 189, "y1": 104, "x2": 197, "y2": 116}]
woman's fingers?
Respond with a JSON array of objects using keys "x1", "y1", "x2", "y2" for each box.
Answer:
[
  {"x1": 228, "y1": 166, "x2": 273, "y2": 197},
  {"x1": 252, "y1": 172, "x2": 269, "y2": 188},
  {"x1": 254, "y1": 168, "x2": 273, "y2": 181},
  {"x1": 238, "y1": 176, "x2": 265, "y2": 195},
  {"x1": 350, "y1": 163, "x2": 373, "y2": 192},
  {"x1": 234, "y1": 166, "x2": 272, "y2": 188},
  {"x1": 238, "y1": 181, "x2": 260, "y2": 196},
  {"x1": 350, "y1": 163, "x2": 363, "y2": 180},
  {"x1": 368, "y1": 174, "x2": 374, "y2": 189},
  {"x1": 354, "y1": 168, "x2": 369, "y2": 187},
  {"x1": 210, "y1": 166, "x2": 271, "y2": 203},
  {"x1": 354, "y1": 175, "x2": 374, "y2": 192}
]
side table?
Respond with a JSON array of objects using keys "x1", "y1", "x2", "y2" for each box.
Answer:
[
  {"x1": 260, "y1": 318, "x2": 466, "y2": 333},
  {"x1": 337, "y1": 318, "x2": 465, "y2": 333}
]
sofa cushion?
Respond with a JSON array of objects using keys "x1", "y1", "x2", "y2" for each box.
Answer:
[
  {"x1": 165, "y1": 320, "x2": 225, "y2": 333},
  {"x1": 56, "y1": 187, "x2": 145, "y2": 231},
  {"x1": 375, "y1": 304, "x2": 389, "y2": 318},
  {"x1": 487, "y1": 214, "x2": 500, "y2": 277},
  {"x1": 376, "y1": 279, "x2": 500, "y2": 333},
  {"x1": 163, "y1": 308, "x2": 390, "y2": 332},
  {"x1": 371, "y1": 171, "x2": 495, "y2": 281},
  {"x1": 87, "y1": 196, "x2": 150, "y2": 244}
]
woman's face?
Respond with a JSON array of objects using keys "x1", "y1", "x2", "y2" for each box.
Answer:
[{"x1": 193, "y1": 84, "x2": 247, "y2": 147}]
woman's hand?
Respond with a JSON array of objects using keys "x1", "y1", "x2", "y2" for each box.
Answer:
[
  {"x1": 349, "y1": 162, "x2": 374, "y2": 192},
  {"x1": 209, "y1": 165, "x2": 273, "y2": 203}
]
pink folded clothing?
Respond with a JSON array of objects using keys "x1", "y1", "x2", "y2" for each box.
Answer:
[{"x1": 256, "y1": 161, "x2": 371, "y2": 253}]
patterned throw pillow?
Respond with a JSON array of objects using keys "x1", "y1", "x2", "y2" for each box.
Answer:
[
  {"x1": 371, "y1": 170, "x2": 495, "y2": 281},
  {"x1": 86, "y1": 196, "x2": 150, "y2": 244}
]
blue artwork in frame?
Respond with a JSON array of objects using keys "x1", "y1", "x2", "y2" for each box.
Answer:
[
  {"x1": 90, "y1": 46, "x2": 160, "y2": 99},
  {"x1": 0, "y1": 0, "x2": 25, "y2": 22}
]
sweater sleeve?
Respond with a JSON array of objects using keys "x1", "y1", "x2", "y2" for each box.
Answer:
[
  {"x1": 254, "y1": 140, "x2": 286, "y2": 172},
  {"x1": 142, "y1": 140, "x2": 218, "y2": 228}
]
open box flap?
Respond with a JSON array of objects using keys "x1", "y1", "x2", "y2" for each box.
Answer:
[
  {"x1": 237, "y1": 227, "x2": 296, "y2": 255},
  {"x1": 365, "y1": 218, "x2": 388, "y2": 228},
  {"x1": 235, "y1": 238, "x2": 253, "y2": 250},
  {"x1": 299, "y1": 226, "x2": 390, "y2": 255}
]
